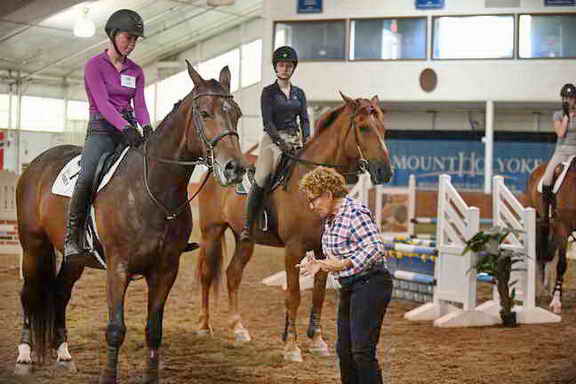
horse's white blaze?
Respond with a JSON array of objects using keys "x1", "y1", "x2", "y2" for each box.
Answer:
[
  {"x1": 16, "y1": 343, "x2": 32, "y2": 364},
  {"x1": 368, "y1": 115, "x2": 389, "y2": 156},
  {"x1": 56, "y1": 342, "x2": 72, "y2": 361}
]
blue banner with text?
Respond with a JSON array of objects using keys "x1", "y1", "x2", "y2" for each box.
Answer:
[{"x1": 385, "y1": 139, "x2": 555, "y2": 192}]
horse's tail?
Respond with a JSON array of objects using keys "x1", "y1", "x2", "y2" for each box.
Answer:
[
  {"x1": 20, "y1": 244, "x2": 56, "y2": 364},
  {"x1": 196, "y1": 228, "x2": 227, "y2": 304}
]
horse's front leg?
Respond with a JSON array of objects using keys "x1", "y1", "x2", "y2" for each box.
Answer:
[
  {"x1": 550, "y1": 240, "x2": 568, "y2": 314},
  {"x1": 226, "y1": 238, "x2": 255, "y2": 342},
  {"x1": 307, "y1": 249, "x2": 330, "y2": 357},
  {"x1": 283, "y1": 244, "x2": 304, "y2": 362},
  {"x1": 99, "y1": 266, "x2": 130, "y2": 384},
  {"x1": 53, "y1": 263, "x2": 84, "y2": 374},
  {"x1": 143, "y1": 263, "x2": 180, "y2": 384}
]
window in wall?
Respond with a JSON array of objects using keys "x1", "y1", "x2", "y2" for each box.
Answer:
[
  {"x1": 66, "y1": 100, "x2": 89, "y2": 121},
  {"x1": 197, "y1": 49, "x2": 240, "y2": 92},
  {"x1": 156, "y1": 71, "x2": 191, "y2": 122},
  {"x1": 274, "y1": 20, "x2": 347, "y2": 60},
  {"x1": 433, "y1": 15, "x2": 514, "y2": 59},
  {"x1": 350, "y1": 18, "x2": 426, "y2": 60},
  {"x1": 0, "y1": 94, "x2": 9, "y2": 129},
  {"x1": 241, "y1": 39, "x2": 262, "y2": 87},
  {"x1": 519, "y1": 14, "x2": 576, "y2": 59},
  {"x1": 21, "y1": 96, "x2": 65, "y2": 132}
]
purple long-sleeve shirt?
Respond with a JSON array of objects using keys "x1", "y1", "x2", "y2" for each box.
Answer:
[{"x1": 84, "y1": 50, "x2": 151, "y2": 131}]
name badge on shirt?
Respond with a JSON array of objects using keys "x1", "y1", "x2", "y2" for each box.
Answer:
[{"x1": 120, "y1": 74, "x2": 136, "y2": 88}]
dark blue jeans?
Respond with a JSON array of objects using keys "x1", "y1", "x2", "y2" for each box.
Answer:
[
  {"x1": 77, "y1": 118, "x2": 126, "y2": 188},
  {"x1": 336, "y1": 269, "x2": 393, "y2": 384}
]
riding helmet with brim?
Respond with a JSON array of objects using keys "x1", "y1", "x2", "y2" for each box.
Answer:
[
  {"x1": 273, "y1": 46, "x2": 298, "y2": 69},
  {"x1": 561, "y1": 83, "x2": 576, "y2": 98},
  {"x1": 105, "y1": 9, "x2": 144, "y2": 56}
]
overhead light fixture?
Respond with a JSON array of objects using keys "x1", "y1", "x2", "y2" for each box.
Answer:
[{"x1": 74, "y1": 7, "x2": 95, "y2": 38}]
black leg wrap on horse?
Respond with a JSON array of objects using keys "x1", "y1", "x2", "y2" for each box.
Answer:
[
  {"x1": 53, "y1": 328, "x2": 68, "y2": 349},
  {"x1": 20, "y1": 327, "x2": 32, "y2": 346},
  {"x1": 145, "y1": 311, "x2": 164, "y2": 350},
  {"x1": 105, "y1": 323, "x2": 126, "y2": 348},
  {"x1": 307, "y1": 310, "x2": 321, "y2": 339}
]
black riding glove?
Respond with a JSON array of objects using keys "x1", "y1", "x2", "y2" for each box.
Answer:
[
  {"x1": 123, "y1": 125, "x2": 144, "y2": 147},
  {"x1": 143, "y1": 125, "x2": 153, "y2": 141}
]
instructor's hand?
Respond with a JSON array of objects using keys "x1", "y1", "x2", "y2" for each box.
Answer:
[{"x1": 318, "y1": 259, "x2": 351, "y2": 273}]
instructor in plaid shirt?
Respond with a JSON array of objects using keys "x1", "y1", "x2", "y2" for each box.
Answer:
[{"x1": 299, "y1": 166, "x2": 393, "y2": 384}]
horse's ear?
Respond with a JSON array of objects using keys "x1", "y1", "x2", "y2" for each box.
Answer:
[
  {"x1": 371, "y1": 95, "x2": 385, "y2": 113},
  {"x1": 219, "y1": 66, "x2": 231, "y2": 93},
  {"x1": 339, "y1": 91, "x2": 357, "y2": 109},
  {"x1": 186, "y1": 59, "x2": 205, "y2": 87}
]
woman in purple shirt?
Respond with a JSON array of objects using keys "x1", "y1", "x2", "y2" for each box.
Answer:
[{"x1": 64, "y1": 9, "x2": 152, "y2": 263}]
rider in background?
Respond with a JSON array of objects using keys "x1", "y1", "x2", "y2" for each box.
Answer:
[
  {"x1": 64, "y1": 9, "x2": 152, "y2": 262},
  {"x1": 540, "y1": 83, "x2": 576, "y2": 224},
  {"x1": 240, "y1": 46, "x2": 310, "y2": 241}
]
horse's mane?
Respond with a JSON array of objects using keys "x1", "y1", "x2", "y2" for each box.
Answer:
[{"x1": 314, "y1": 105, "x2": 345, "y2": 137}]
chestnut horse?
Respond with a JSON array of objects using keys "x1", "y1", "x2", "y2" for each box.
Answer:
[
  {"x1": 196, "y1": 93, "x2": 393, "y2": 361},
  {"x1": 14, "y1": 64, "x2": 248, "y2": 383},
  {"x1": 526, "y1": 161, "x2": 576, "y2": 314}
]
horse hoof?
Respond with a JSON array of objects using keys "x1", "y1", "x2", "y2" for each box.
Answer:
[
  {"x1": 309, "y1": 344, "x2": 330, "y2": 357},
  {"x1": 551, "y1": 305, "x2": 562, "y2": 314},
  {"x1": 14, "y1": 363, "x2": 32, "y2": 376},
  {"x1": 283, "y1": 348, "x2": 303, "y2": 362},
  {"x1": 99, "y1": 373, "x2": 117, "y2": 384},
  {"x1": 141, "y1": 374, "x2": 160, "y2": 384},
  {"x1": 234, "y1": 329, "x2": 252, "y2": 343},
  {"x1": 195, "y1": 329, "x2": 212, "y2": 337},
  {"x1": 56, "y1": 359, "x2": 78, "y2": 373}
]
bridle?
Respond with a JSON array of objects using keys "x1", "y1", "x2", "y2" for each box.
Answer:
[
  {"x1": 281, "y1": 105, "x2": 375, "y2": 176},
  {"x1": 142, "y1": 91, "x2": 240, "y2": 220}
]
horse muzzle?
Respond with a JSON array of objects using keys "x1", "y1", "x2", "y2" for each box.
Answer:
[
  {"x1": 366, "y1": 160, "x2": 393, "y2": 185},
  {"x1": 215, "y1": 158, "x2": 246, "y2": 187}
]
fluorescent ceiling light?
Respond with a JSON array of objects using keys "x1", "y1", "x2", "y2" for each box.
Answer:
[{"x1": 74, "y1": 7, "x2": 95, "y2": 38}]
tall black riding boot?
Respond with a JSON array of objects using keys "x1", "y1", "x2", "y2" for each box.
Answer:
[
  {"x1": 542, "y1": 185, "x2": 554, "y2": 224},
  {"x1": 64, "y1": 178, "x2": 94, "y2": 263},
  {"x1": 239, "y1": 183, "x2": 266, "y2": 242}
]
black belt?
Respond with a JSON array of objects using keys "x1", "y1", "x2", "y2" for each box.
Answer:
[{"x1": 338, "y1": 262, "x2": 389, "y2": 289}]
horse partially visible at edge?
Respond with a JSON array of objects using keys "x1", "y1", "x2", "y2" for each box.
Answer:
[
  {"x1": 196, "y1": 92, "x2": 393, "y2": 361},
  {"x1": 526, "y1": 160, "x2": 576, "y2": 314},
  {"x1": 15, "y1": 63, "x2": 248, "y2": 384}
]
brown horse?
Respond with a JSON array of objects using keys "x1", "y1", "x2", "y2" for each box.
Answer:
[
  {"x1": 526, "y1": 161, "x2": 576, "y2": 314},
  {"x1": 196, "y1": 93, "x2": 393, "y2": 361},
  {"x1": 14, "y1": 64, "x2": 248, "y2": 383}
]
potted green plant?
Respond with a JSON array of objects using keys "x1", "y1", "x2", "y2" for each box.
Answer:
[{"x1": 462, "y1": 226, "x2": 527, "y2": 327}]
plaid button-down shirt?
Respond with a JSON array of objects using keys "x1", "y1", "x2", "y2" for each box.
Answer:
[{"x1": 321, "y1": 197, "x2": 387, "y2": 279}]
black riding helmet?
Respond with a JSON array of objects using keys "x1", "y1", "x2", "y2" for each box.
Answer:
[
  {"x1": 561, "y1": 83, "x2": 576, "y2": 98},
  {"x1": 105, "y1": 9, "x2": 144, "y2": 56},
  {"x1": 273, "y1": 46, "x2": 298, "y2": 70}
]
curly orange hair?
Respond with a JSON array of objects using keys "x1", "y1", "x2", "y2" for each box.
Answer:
[{"x1": 299, "y1": 166, "x2": 348, "y2": 199}]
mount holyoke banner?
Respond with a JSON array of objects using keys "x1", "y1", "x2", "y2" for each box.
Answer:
[{"x1": 386, "y1": 139, "x2": 555, "y2": 192}]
